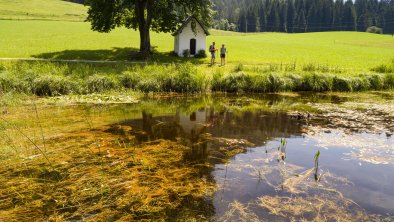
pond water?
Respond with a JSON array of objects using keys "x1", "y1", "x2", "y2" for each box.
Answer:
[{"x1": 0, "y1": 93, "x2": 393, "y2": 221}]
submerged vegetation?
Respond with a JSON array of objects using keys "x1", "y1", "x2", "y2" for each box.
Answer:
[
  {"x1": 0, "y1": 103, "x2": 219, "y2": 220},
  {"x1": 0, "y1": 93, "x2": 393, "y2": 220},
  {"x1": 1, "y1": 61, "x2": 393, "y2": 96}
]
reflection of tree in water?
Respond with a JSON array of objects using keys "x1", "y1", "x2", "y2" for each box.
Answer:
[
  {"x1": 112, "y1": 107, "x2": 304, "y2": 163},
  {"x1": 105, "y1": 105, "x2": 306, "y2": 220}
]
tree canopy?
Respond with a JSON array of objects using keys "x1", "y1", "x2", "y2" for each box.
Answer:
[{"x1": 86, "y1": 0, "x2": 213, "y2": 56}]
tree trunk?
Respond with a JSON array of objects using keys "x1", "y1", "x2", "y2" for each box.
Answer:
[{"x1": 135, "y1": 0, "x2": 153, "y2": 58}]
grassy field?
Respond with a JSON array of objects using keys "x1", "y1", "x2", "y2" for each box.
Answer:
[
  {"x1": 0, "y1": 19, "x2": 393, "y2": 70},
  {"x1": 0, "y1": 0, "x2": 86, "y2": 21},
  {"x1": 0, "y1": 0, "x2": 393, "y2": 95},
  {"x1": 212, "y1": 30, "x2": 394, "y2": 70}
]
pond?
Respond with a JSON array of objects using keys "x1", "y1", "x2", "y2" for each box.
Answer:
[{"x1": 0, "y1": 93, "x2": 393, "y2": 221}]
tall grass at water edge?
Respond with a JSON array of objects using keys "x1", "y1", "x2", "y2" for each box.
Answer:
[{"x1": 0, "y1": 61, "x2": 393, "y2": 96}]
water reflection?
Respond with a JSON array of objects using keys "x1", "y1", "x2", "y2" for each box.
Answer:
[
  {"x1": 98, "y1": 95, "x2": 394, "y2": 220},
  {"x1": 110, "y1": 107, "x2": 304, "y2": 164},
  {"x1": 101, "y1": 104, "x2": 307, "y2": 219},
  {"x1": 84, "y1": 94, "x2": 393, "y2": 220}
]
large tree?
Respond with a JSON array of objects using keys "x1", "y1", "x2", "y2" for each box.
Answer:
[{"x1": 85, "y1": 0, "x2": 213, "y2": 56}]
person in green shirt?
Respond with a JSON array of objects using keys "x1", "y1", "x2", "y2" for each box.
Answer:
[{"x1": 220, "y1": 44, "x2": 227, "y2": 66}]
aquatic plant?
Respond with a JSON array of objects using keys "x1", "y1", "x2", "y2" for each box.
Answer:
[
  {"x1": 0, "y1": 125, "x2": 217, "y2": 221},
  {"x1": 0, "y1": 116, "x2": 54, "y2": 170},
  {"x1": 314, "y1": 150, "x2": 320, "y2": 181},
  {"x1": 220, "y1": 201, "x2": 259, "y2": 222},
  {"x1": 258, "y1": 193, "x2": 382, "y2": 221},
  {"x1": 33, "y1": 101, "x2": 46, "y2": 153},
  {"x1": 278, "y1": 138, "x2": 287, "y2": 161}
]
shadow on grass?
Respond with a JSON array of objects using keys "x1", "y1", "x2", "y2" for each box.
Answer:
[{"x1": 32, "y1": 47, "x2": 207, "y2": 64}]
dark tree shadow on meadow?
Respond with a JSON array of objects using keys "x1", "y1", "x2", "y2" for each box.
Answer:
[{"x1": 32, "y1": 47, "x2": 207, "y2": 64}]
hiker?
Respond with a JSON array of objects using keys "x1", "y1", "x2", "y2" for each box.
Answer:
[
  {"x1": 209, "y1": 42, "x2": 217, "y2": 65},
  {"x1": 220, "y1": 44, "x2": 227, "y2": 66}
]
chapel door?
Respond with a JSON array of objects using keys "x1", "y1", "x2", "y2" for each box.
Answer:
[{"x1": 190, "y1": 39, "x2": 196, "y2": 55}]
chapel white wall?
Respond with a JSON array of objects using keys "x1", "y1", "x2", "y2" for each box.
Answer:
[{"x1": 175, "y1": 21, "x2": 207, "y2": 57}]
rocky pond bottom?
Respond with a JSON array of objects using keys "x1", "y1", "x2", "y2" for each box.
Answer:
[{"x1": 0, "y1": 93, "x2": 393, "y2": 221}]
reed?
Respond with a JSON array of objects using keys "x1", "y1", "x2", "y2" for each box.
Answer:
[
  {"x1": 1, "y1": 61, "x2": 393, "y2": 95},
  {"x1": 314, "y1": 150, "x2": 320, "y2": 182}
]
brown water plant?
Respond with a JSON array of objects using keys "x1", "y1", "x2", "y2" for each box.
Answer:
[{"x1": 0, "y1": 125, "x2": 217, "y2": 221}]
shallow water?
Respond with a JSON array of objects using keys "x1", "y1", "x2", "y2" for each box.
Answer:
[
  {"x1": 213, "y1": 134, "x2": 394, "y2": 220},
  {"x1": 1, "y1": 93, "x2": 393, "y2": 220}
]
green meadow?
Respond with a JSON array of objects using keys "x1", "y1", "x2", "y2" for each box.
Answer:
[
  {"x1": 1, "y1": 19, "x2": 393, "y2": 71},
  {"x1": 0, "y1": 0, "x2": 393, "y2": 95},
  {"x1": 0, "y1": 0, "x2": 87, "y2": 21}
]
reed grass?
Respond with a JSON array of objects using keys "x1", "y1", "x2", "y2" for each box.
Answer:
[
  {"x1": 1, "y1": 61, "x2": 393, "y2": 96},
  {"x1": 371, "y1": 60, "x2": 394, "y2": 73}
]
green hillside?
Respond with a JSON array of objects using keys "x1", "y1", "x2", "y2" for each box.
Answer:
[
  {"x1": 0, "y1": 0, "x2": 87, "y2": 21},
  {"x1": 1, "y1": 20, "x2": 393, "y2": 71}
]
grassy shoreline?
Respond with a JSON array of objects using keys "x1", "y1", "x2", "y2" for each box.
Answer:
[{"x1": 0, "y1": 61, "x2": 393, "y2": 97}]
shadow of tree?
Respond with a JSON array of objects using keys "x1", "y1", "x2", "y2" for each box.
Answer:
[
  {"x1": 33, "y1": 47, "x2": 136, "y2": 61},
  {"x1": 32, "y1": 47, "x2": 207, "y2": 64}
]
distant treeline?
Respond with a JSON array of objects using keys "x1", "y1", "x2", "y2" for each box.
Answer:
[
  {"x1": 212, "y1": 0, "x2": 394, "y2": 34},
  {"x1": 64, "y1": 0, "x2": 393, "y2": 34}
]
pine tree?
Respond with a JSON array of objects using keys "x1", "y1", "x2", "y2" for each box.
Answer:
[
  {"x1": 297, "y1": 9, "x2": 307, "y2": 32},
  {"x1": 259, "y1": 2, "x2": 268, "y2": 32},
  {"x1": 307, "y1": 3, "x2": 317, "y2": 32},
  {"x1": 246, "y1": 8, "x2": 258, "y2": 32},
  {"x1": 287, "y1": 0, "x2": 297, "y2": 33},
  {"x1": 280, "y1": 1, "x2": 288, "y2": 32},
  {"x1": 267, "y1": 1, "x2": 281, "y2": 31},
  {"x1": 238, "y1": 9, "x2": 247, "y2": 32},
  {"x1": 333, "y1": 0, "x2": 344, "y2": 30},
  {"x1": 343, "y1": 0, "x2": 357, "y2": 31}
]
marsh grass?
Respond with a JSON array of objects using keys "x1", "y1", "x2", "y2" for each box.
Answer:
[
  {"x1": 371, "y1": 60, "x2": 394, "y2": 73},
  {"x1": 1, "y1": 61, "x2": 394, "y2": 97}
]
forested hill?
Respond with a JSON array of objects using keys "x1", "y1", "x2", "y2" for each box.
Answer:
[
  {"x1": 212, "y1": 0, "x2": 394, "y2": 34},
  {"x1": 52, "y1": 0, "x2": 394, "y2": 34}
]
